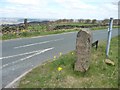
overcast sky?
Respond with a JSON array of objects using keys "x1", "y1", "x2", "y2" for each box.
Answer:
[{"x1": 0, "y1": 0, "x2": 119, "y2": 19}]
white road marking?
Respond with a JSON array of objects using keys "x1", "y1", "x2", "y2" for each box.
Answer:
[
  {"x1": 19, "y1": 47, "x2": 54, "y2": 62},
  {"x1": 1, "y1": 47, "x2": 54, "y2": 69},
  {"x1": 14, "y1": 38, "x2": 64, "y2": 49},
  {"x1": 0, "y1": 49, "x2": 42, "y2": 60}
]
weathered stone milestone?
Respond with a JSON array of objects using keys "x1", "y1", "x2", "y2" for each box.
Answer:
[{"x1": 75, "y1": 29, "x2": 92, "y2": 72}]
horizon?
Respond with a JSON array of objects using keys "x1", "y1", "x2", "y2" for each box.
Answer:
[{"x1": 0, "y1": 17, "x2": 119, "y2": 20}]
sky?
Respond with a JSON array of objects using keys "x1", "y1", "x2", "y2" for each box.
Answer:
[{"x1": 0, "y1": 0, "x2": 119, "y2": 19}]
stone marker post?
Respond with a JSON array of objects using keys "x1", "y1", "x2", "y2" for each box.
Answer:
[
  {"x1": 24, "y1": 18, "x2": 28, "y2": 29},
  {"x1": 74, "y1": 29, "x2": 92, "y2": 72}
]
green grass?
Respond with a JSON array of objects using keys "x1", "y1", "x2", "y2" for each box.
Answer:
[
  {"x1": 0, "y1": 36, "x2": 2, "y2": 40},
  {"x1": 18, "y1": 36, "x2": 119, "y2": 88},
  {"x1": 55, "y1": 23, "x2": 98, "y2": 26},
  {"x1": 91, "y1": 26, "x2": 120, "y2": 30},
  {"x1": 28, "y1": 24, "x2": 47, "y2": 32},
  {"x1": 91, "y1": 26, "x2": 108, "y2": 30},
  {"x1": 2, "y1": 29, "x2": 79, "y2": 40}
]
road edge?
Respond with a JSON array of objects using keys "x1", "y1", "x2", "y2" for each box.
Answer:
[
  {"x1": 4, "y1": 62, "x2": 44, "y2": 88},
  {"x1": 4, "y1": 54, "x2": 59, "y2": 88},
  {"x1": 3, "y1": 31, "x2": 77, "y2": 42},
  {"x1": 4, "y1": 67, "x2": 34, "y2": 88}
]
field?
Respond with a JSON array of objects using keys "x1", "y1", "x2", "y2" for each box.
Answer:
[{"x1": 2, "y1": 22, "x2": 119, "y2": 40}]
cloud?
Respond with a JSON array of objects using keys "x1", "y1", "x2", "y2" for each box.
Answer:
[
  {"x1": 52, "y1": 0, "x2": 118, "y2": 19},
  {"x1": 54, "y1": 0, "x2": 96, "y2": 9},
  {"x1": 0, "y1": 0, "x2": 118, "y2": 19},
  {"x1": 6, "y1": 0, "x2": 43, "y2": 6}
]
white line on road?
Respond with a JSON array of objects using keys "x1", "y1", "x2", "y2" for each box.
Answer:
[
  {"x1": 19, "y1": 47, "x2": 54, "y2": 62},
  {"x1": 0, "y1": 49, "x2": 43, "y2": 60},
  {"x1": 14, "y1": 38, "x2": 64, "y2": 49},
  {"x1": 1, "y1": 47, "x2": 54, "y2": 69}
]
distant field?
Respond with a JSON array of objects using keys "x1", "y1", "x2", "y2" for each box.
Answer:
[
  {"x1": 1, "y1": 22, "x2": 119, "y2": 40},
  {"x1": 54, "y1": 22, "x2": 98, "y2": 26},
  {"x1": 28, "y1": 24, "x2": 47, "y2": 32}
]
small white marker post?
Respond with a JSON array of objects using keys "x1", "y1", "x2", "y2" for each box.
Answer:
[{"x1": 106, "y1": 18, "x2": 113, "y2": 58}]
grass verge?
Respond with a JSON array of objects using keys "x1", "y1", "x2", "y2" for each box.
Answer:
[
  {"x1": 91, "y1": 26, "x2": 120, "y2": 30},
  {"x1": 18, "y1": 36, "x2": 119, "y2": 88},
  {"x1": 0, "y1": 36, "x2": 2, "y2": 40},
  {"x1": 2, "y1": 29, "x2": 79, "y2": 40}
]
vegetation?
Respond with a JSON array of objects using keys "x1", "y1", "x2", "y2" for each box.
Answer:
[
  {"x1": 91, "y1": 26, "x2": 120, "y2": 30},
  {"x1": 28, "y1": 24, "x2": 47, "y2": 32},
  {"x1": 0, "y1": 36, "x2": 2, "y2": 40},
  {"x1": 91, "y1": 19, "x2": 97, "y2": 24},
  {"x1": 54, "y1": 23, "x2": 98, "y2": 26},
  {"x1": 18, "y1": 36, "x2": 119, "y2": 88},
  {"x1": 2, "y1": 19, "x2": 119, "y2": 40},
  {"x1": 2, "y1": 29, "x2": 79, "y2": 40}
]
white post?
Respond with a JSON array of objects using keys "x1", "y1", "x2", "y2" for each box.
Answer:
[{"x1": 106, "y1": 18, "x2": 113, "y2": 57}]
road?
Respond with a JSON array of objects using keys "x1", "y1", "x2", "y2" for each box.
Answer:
[{"x1": 1, "y1": 28, "x2": 119, "y2": 88}]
